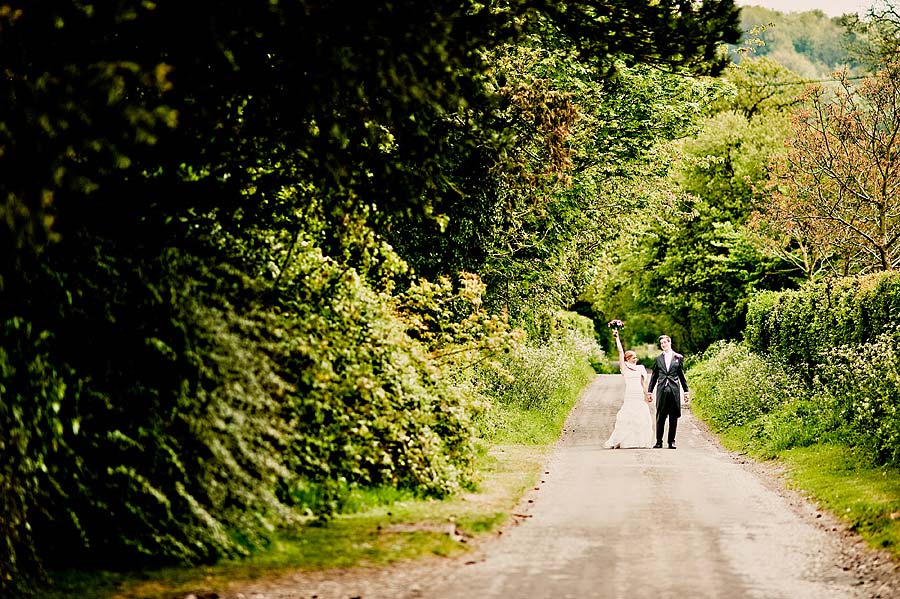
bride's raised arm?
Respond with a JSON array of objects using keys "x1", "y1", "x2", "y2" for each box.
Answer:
[{"x1": 614, "y1": 330, "x2": 626, "y2": 373}]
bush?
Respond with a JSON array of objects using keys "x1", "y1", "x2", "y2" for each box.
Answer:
[
  {"x1": 0, "y1": 319, "x2": 73, "y2": 595},
  {"x1": 0, "y1": 253, "x2": 303, "y2": 598},
  {"x1": 691, "y1": 341, "x2": 805, "y2": 433},
  {"x1": 472, "y1": 311, "x2": 600, "y2": 444},
  {"x1": 1, "y1": 241, "x2": 510, "y2": 597},
  {"x1": 690, "y1": 336, "x2": 900, "y2": 465},
  {"x1": 275, "y1": 267, "x2": 486, "y2": 508},
  {"x1": 740, "y1": 273, "x2": 900, "y2": 466},
  {"x1": 745, "y1": 272, "x2": 900, "y2": 367},
  {"x1": 816, "y1": 333, "x2": 900, "y2": 466}
]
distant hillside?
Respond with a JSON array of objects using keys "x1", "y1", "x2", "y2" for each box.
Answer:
[{"x1": 735, "y1": 6, "x2": 865, "y2": 77}]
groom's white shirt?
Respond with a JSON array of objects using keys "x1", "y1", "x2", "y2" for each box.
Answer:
[{"x1": 663, "y1": 349, "x2": 674, "y2": 370}]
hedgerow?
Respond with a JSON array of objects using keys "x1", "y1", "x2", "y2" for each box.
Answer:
[{"x1": 693, "y1": 272, "x2": 900, "y2": 466}]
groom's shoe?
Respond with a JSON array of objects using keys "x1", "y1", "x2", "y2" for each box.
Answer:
[
  {"x1": 667, "y1": 443, "x2": 677, "y2": 449},
  {"x1": 653, "y1": 442, "x2": 663, "y2": 449}
]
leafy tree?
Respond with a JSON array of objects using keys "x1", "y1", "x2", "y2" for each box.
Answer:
[
  {"x1": 764, "y1": 62, "x2": 900, "y2": 273},
  {"x1": 385, "y1": 6, "x2": 742, "y2": 329},
  {"x1": 589, "y1": 57, "x2": 801, "y2": 351},
  {"x1": 713, "y1": 56, "x2": 806, "y2": 119},
  {"x1": 390, "y1": 37, "x2": 740, "y2": 338}
]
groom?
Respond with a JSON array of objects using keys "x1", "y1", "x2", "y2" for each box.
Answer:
[{"x1": 646, "y1": 334, "x2": 689, "y2": 449}]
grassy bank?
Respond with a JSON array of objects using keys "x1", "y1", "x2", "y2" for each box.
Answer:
[
  {"x1": 690, "y1": 341, "x2": 900, "y2": 558},
  {"x1": 44, "y1": 444, "x2": 548, "y2": 599},
  {"x1": 703, "y1": 422, "x2": 900, "y2": 556},
  {"x1": 42, "y1": 365, "x2": 595, "y2": 599}
]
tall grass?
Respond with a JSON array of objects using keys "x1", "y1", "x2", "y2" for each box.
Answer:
[
  {"x1": 473, "y1": 330, "x2": 599, "y2": 445},
  {"x1": 690, "y1": 341, "x2": 834, "y2": 456}
]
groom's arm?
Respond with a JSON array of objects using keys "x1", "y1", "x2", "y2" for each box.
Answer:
[
  {"x1": 647, "y1": 361, "x2": 659, "y2": 397},
  {"x1": 677, "y1": 362, "x2": 689, "y2": 399}
]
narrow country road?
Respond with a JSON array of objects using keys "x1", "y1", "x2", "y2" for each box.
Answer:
[
  {"x1": 426, "y1": 374, "x2": 873, "y2": 599},
  {"x1": 225, "y1": 374, "x2": 897, "y2": 599}
]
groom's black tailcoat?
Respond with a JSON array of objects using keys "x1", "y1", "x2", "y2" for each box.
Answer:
[{"x1": 647, "y1": 352, "x2": 689, "y2": 418}]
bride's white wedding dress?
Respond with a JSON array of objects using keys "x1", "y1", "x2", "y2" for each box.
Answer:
[{"x1": 604, "y1": 364, "x2": 655, "y2": 449}]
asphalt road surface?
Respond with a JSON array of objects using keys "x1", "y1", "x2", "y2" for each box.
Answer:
[{"x1": 426, "y1": 374, "x2": 876, "y2": 599}]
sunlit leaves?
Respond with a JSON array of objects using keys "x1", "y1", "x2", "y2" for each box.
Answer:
[
  {"x1": 741, "y1": 271, "x2": 900, "y2": 466},
  {"x1": 587, "y1": 57, "x2": 794, "y2": 351}
]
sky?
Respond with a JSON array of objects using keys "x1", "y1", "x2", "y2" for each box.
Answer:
[{"x1": 735, "y1": 0, "x2": 884, "y2": 17}]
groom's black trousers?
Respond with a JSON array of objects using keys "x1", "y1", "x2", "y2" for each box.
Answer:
[{"x1": 656, "y1": 386, "x2": 679, "y2": 445}]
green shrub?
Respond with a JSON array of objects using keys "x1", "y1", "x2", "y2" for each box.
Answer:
[
  {"x1": 2, "y1": 241, "x2": 508, "y2": 597},
  {"x1": 689, "y1": 340, "x2": 842, "y2": 458},
  {"x1": 0, "y1": 319, "x2": 74, "y2": 595},
  {"x1": 472, "y1": 311, "x2": 600, "y2": 444},
  {"x1": 0, "y1": 253, "x2": 303, "y2": 598},
  {"x1": 741, "y1": 273, "x2": 900, "y2": 466},
  {"x1": 745, "y1": 272, "x2": 900, "y2": 366},
  {"x1": 275, "y1": 267, "x2": 481, "y2": 507},
  {"x1": 691, "y1": 341, "x2": 804, "y2": 433},
  {"x1": 38, "y1": 255, "x2": 299, "y2": 569},
  {"x1": 691, "y1": 335, "x2": 900, "y2": 466},
  {"x1": 816, "y1": 333, "x2": 900, "y2": 466}
]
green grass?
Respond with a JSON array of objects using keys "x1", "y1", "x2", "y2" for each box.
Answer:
[
  {"x1": 482, "y1": 361, "x2": 596, "y2": 446},
  {"x1": 43, "y1": 443, "x2": 549, "y2": 599},
  {"x1": 699, "y1": 421, "x2": 900, "y2": 558},
  {"x1": 486, "y1": 389, "x2": 584, "y2": 445},
  {"x1": 692, "y1": 418, "x2": 758, "y2": 455},
  {"x1": 779, "y1": 444, "x2": 900, "y2": 553}
]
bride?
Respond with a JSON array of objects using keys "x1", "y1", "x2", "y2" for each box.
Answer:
[{"x1": 603, "y1": 329, "x2": 655, "y2": 449}]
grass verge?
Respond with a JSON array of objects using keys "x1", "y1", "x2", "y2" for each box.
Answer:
[
  {"x1": 43, "y1": 445, "x2": 547, "y2": 599},
  {"x1": 779, "y1": 444, "x2": 900, "y2": 553},
  {"x1": 700, "y1": 421, "x2": 900, "y2": 559},
  {"x1": 44, "y1": 445, "x2": 547, "y2": 599}
]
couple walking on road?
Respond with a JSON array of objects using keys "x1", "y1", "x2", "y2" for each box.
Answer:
[{"x1": 603, "y1": 328, "x2": 689, "y2": 450}]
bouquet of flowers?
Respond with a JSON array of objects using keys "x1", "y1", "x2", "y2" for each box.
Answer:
[{"x1": 607, "y1": 319, "x2": 625, "y2": 331}]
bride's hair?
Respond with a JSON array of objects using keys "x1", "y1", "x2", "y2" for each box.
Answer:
[{"x1": 624, "y1": 350, "x2": 637, "y2": 361}]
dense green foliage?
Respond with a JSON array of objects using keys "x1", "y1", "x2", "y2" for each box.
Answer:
[
  {"x1": 473, "y1": 312, "x2": 601, "y2": 445},
  {"x1": 745, "y1": 272, "x2": 900, "y2": 367},
  {"x1": 588, "y1": 7, "x2": 890, "y2": 353},
  {"x1": 737, "y1": 6, "x2": 864, "y2": 78},
  {"x1": 690, "y1": 340, "x2": 828, "y2": 453},
  {"x1": 391, "y1": 37, "x2": 741, "y2": 329},
  {"x1": 586, "y1": 56, "x2": 800, "y2": 352},
  {"x1": 747, "y1": 272, "x2": 900, "y2": 464},
  {"x1": 0, "y1": 0, "x2": 741, "y2": 596},
  {"x1": 693, "y1": 272, "x2": 900, "y2": 467}
]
